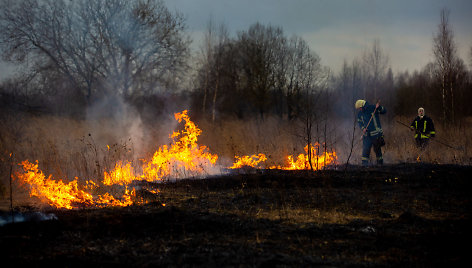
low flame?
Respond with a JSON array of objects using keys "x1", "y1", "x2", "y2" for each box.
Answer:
[
  {"x1": 274, "y1": 143, "x2": 337, "y2": 170},
  {"x1": 229, "y1": 143, "x2": 337, "y2": 170},
  {"x1": 16, "y1": 160, "x2": 135, "y2": 209},
  {"x1": 230, "y1": 153, "x2": 267, "y2": 169}
]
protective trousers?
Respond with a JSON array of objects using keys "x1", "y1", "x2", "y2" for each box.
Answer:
[{"x1": 362, "y1": 136, "x2": 383, "y2": 166}]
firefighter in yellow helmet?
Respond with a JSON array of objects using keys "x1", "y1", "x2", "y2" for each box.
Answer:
[
  {"x1": 356, "y1": 99, "x2": 386, "y2": 166},
  {"x1": 410, "y1": 107, "x2": 435, "y2": 149}
]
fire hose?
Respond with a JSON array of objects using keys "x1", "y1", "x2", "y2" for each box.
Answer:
[{"x1": 396, "y1": 120, "x2": 460, "y2": 150}]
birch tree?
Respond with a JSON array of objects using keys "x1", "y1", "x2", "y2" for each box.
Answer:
[{"x1": 433, "y1": 8, "x2": 460, "y2": 124}]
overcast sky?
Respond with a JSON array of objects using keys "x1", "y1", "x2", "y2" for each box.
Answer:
[
  {"x1": 163, "y1": 0, "x2": 472, "y2": 74},
  {"x1": 1, "y1": 0, "x2": 471, "y2": 80}
]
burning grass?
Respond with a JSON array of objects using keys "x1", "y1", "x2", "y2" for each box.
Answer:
[
  {"x1": 0, "y1": 111, "x2": 471, "y2": 210},
  {"x1": 5, "y1": 110, "x2": 339, "y2": 209},
  {"x1": 10, "y1": 110, "x2": 221, "y2": 209}
]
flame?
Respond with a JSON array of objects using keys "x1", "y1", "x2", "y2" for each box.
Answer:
[
  {"x1": 142, "y1": 110, "x2": 218, "y2": 181},
  {"x1": 230, "y1": 153, "x2": 267, "y2": 169},
  {"x1": 15, "y1": 110, "x2": 338, "y2": 209},
  {"x1": 14, "y1": 110, "x2": 217, "y2": 209},
  {"x1": 15, "y1": 160, "x2": 135, "y2": 209},
  {"x1": 228, "y1": 143, "x2": 337, "y2": 171},
  {"x1": 271, "y1": 143, "x2": 337, "y2": 170},
  {"x1": 103, "y1": 161, "x2": 138, "y2": 186}
]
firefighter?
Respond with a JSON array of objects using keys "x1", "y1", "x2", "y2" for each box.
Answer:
[
  {"x1": 410, "y1": 107, "x2": 435, "y2": 149},
  {"x1": 356, "y1": 99, "x2": 386, "y2": 166}
]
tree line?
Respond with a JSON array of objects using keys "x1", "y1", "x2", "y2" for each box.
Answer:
[
  {"x1": 192, "y1": 21, "x2": 329, "y2": 121},
  {"x1": 1, "y1": 0, "x2": 471, "y2": 125}
]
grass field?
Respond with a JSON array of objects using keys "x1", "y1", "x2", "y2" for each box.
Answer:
[
  {"x1": 0, "y1": 112, "x2": 470, "y2": 266},
  {"x1": 0, "y1": 112, "x2": 472, "y2": 183},
  {"x1": 1, "y1": 112, "x2": 471, "y2": 196}
]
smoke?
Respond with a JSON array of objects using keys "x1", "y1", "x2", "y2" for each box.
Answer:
[
  {"x1": 83, "y1": 92, "x2": 198, "y2": 161},
  {"x1": 85, "y1": 95, "x2": 147, "y2": 158}
]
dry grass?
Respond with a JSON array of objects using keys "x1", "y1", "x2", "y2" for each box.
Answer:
[
  {"x1": 198, "y1": 116, "x2": 301, "y2": 167},
  {"x1": 385, "y1": 116, "x2": 472, "y2": 165},
  {"x1": 1, "y1": 113, "x2": 471, "y2": 184},
  {"x1": 1, "y1": 112, "x2": 469, "y2": 266},
  {"x1": 0, "y1": 113, "x2": 471, "y2": 206},
  {"x1": 199, "y1": 115, "x2": 472, "y2": 167}
]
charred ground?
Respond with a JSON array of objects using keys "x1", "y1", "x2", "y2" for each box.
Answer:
[{"x1": 1, "y1": 163, "x2": 471, "y2": 267}]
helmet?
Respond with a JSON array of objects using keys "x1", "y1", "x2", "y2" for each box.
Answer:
[{"x1": 355, "y1": 100, "x2": 366, "y2": 109}]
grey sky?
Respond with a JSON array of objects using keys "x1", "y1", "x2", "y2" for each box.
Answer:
[
  {"x1": 163, "y1": 0, "x2": 472, "y2": 73},
  {"x1": 1, "y1": 0, "x2": 471, "y2": 80}
]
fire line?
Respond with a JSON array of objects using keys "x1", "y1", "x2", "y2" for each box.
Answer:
[{"x1": 14, "y1": 110, "x2": 337, "y2": 209}]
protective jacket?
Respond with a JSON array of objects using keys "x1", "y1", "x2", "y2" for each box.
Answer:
[
  {"x1": 357, "y1": 102, "x2": 386, "y2": 138},
  {"x1": 410, "y1": 115, "x2": 435, "y2": 139}
]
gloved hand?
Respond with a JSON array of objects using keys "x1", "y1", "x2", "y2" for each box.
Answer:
[
  {"x1": 410, "y1": 127, "x2": 415, "y2": 132},
  {"x1": 430, "y1": 133, "x2": 435, "y2": 138}
]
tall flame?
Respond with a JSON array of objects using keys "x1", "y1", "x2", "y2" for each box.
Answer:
[{"x1": 142, "y1": 110, "x2": 218, "y2": 181}]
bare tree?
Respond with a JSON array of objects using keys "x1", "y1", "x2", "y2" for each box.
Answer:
[
  {"x1": 302, "y1": 67, "x2": 329, "y2": 170},
  {"x1": 336, "y1": 58, "x2": 363, "y2": 118},
  {"x1": 196, "y1": 19, "x2": 230, "y2": 121},
  {"x1": 0, "y1": 0, "x2": 190, "y2": 102},
  {"x1": 237, "y1": 23, "x2": 285, "y2": 119},
  {"x1": 210, "y1": 24, "x2": 230, "y2": 122},
  {"x1": 362, "y1": 39, "x2": 390, "y2": 100},
  {"x1": 293, "y1": 49, "x2": 327, "y2": 170},
  {"x1": 433, "y1": 8, "x2": 460, "y2": 124},
  {"x1": 194, "y1": 22, "x2": 328, "y2": 124},
  {"x1": 285, "y1": 36, "x2": 318, "y2": 119},
  {"x1": 199, "y1": 18, "x2": 216, "y2": 115}
]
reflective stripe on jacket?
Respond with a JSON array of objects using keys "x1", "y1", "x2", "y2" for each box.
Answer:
[
  {"x1": 410, "y1": 115, "x2": 435, "y2": 139},
  {"x1": 357, "y1": 102, "x2": 386, "y2": 138}
]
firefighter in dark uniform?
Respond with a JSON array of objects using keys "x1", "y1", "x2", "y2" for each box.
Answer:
[
  {"x1": 410, "y1": 107, "x2": 435, "y2": 149},
  {"x1": 356, "y1": 99, "x2": 386, "y2": 166}
]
